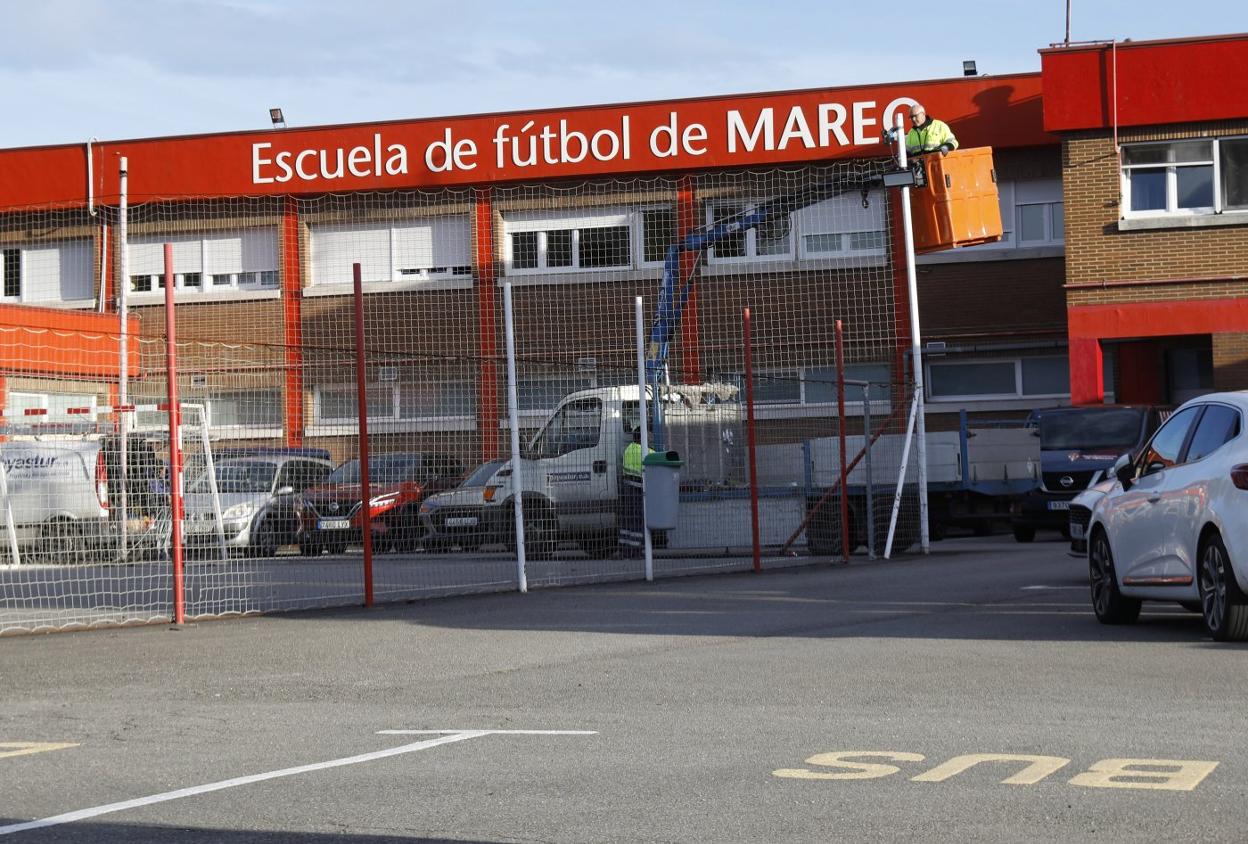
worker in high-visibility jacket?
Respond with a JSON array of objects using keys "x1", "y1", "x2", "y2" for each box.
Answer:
[
  {"x1": 905, "y1": 103, "x2": 958, "y2": 156},
  {"x1": 618, "y1": 429, "x2": 648, "y2": 554}
]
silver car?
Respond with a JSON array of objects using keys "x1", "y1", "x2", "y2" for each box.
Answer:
[
  {"x1": 419, "y1": 460, "x2": 506, "y2": 552},
  {"x1": 184, "y1": 456, "x2": 332, "y2": 556}
]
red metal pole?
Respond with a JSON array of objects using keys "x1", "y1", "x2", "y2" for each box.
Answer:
[
  {"x1": 835, "y1": 319, "x2": 850, "y2": 564},
  {"x1": 163, "y1": 243, "x2": 185, "y2": 624},
  {"x1": 743, "y1": 307, "x2": 761, "y2": 573},
  {"x1": 353, "y1": 263, "x2": 374, "y2": 608}
]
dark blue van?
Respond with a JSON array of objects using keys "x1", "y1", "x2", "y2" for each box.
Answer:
[{"x1": 1010, "y1": 405, "x2": 1166, "y2": 542}]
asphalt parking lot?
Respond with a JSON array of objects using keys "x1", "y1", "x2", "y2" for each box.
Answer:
[{"x1": 2, "y1": 534, "x2": 1246, "y2": 843}]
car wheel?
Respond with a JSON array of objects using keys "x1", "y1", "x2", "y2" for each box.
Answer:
[
  {"x1": 1198, "y1": 533, "x2": 1248, "y2": 642},
  {"x1": 37, "y1": 518, "x2": 87, "y2": 564},
  {"x1": 249, "y1": 517, "x2": 279, "y2": 558},
  {"x1": 1089, "y1": 530, "x2": 1141, "y2": 625},
  {"x1": 1012, "y1": 526, "x2": 1036, "y2": 543},
  {"x1": 510, "y1": 501, "x2": 558, "y2": 560}
]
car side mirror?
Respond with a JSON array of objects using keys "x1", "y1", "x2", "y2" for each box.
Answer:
[
  {"x1": 1112, "y1": 453, "x2": 1135, "y2": 490},
  {"x1": 276, "y1": 485, "x2": 295, "y2": 496}
]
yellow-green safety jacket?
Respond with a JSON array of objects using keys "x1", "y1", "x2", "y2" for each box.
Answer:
[
  {"x1": 906, "y1": 118, "x2": 959, "y2": 155},
  {"x1": 622, "y1": 442, "x2": 645, "y2": 477}
]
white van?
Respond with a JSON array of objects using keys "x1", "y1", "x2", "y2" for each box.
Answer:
[
  {"x1": 481, "y1": 383, "x2": 741, "y2": 557},
  {"x1": 0, "y1": 435, "x2": 165, "y2": 564}
]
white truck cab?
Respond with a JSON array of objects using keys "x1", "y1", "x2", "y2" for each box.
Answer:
[{"x1": 483, "y1": 382, "x2": 740, "y2": 556}]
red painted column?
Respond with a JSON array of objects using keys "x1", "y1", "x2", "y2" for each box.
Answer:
[
  {"x1": 474, "y1": 187, "x2": 500, "y2": 462},
  {"x1": 676, "y1": 175, "x2": 702, "y2": 384},
  {"x1": 1068, "y1": 336, "x2": 1104, "y2": 406},
  {"x1": 280, "y1": 197, "x2": 305, "y2": 447}
]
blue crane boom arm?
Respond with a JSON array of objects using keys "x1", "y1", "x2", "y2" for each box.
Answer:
[{"x1": 641, "y1": 175, "x2": 878, "y2": 448}]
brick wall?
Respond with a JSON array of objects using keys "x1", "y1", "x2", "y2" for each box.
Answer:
[{"x1": 1063, "y1": 122, "x2": 1248, "y2": 292}]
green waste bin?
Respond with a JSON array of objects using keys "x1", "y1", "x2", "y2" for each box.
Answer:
[{"x1": 642, "y1": 450, "x2": 684, "y2": 530}]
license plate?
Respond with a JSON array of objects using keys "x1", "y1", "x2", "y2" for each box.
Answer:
[
  {"x1": 318, "y1": 519, "x2": 351, "y2": 531},
  {"x1": 445, "y1": 516, "x2": 478, "y2": 527},
  {"x1": 1048, "y1": 501, "x2": 1071, "y2": 511},
  {"x1": 1070, "y1": 523, "x2": 1085, "y2": 540}
]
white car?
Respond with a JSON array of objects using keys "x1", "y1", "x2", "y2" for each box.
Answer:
[{"x1": 1085, "y1": 391, "x2": 1248, "y2": 640}]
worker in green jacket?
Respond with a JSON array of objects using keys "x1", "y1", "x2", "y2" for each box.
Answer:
[
  {"x1": 905, "y1": 103, "x2": 959, "y2": 156},
  {"x1": 618, "y1": 429, "x2": 648, "y2": 555}
]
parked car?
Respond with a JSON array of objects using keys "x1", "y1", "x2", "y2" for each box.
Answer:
[
  {"x1": 0, "y1": 434, "x2": 166, "y2": 564},
  {"x1": 418, "y1": 459, "x2": 507, "y2": 552},
  {"x1": 298, "y1": 452, "x2": 464, "y2": 554},
  {"x1": 1084, "y1": 391, "x2": 1248, "y2": 640},
  {"x1": 183, "y1": 455, "x2": 332, "y2": 556},
  {"x1": 1010, "y1": 405, "x2": 1166, "y2": 542},
  {"x1": 1066, "y1": 478, "x2": 1114, "y2": 558}
]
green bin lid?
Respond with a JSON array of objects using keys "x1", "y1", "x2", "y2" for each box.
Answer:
[{"x1": 642, "y1": 450, "x2": 683, "y2": 468}]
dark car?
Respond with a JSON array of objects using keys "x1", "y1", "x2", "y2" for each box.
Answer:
[
  {"x1": 298, "y1": 452, "x2": 464, "y2": 554},
  {"x1": 418, "y1": 459, "x2": 507, "y2": 552},
  {"x1": 1010, "y1": 405, "x2": 1166, "y2": 542}
]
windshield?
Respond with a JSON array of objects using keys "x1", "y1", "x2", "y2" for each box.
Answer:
[
  {"x1": 189, "y1": 461, "x2": 277, "y2": 494},
  {"x1": 1039, "y1": 409, "x2": 1145, "y2": 451},
  {"x1": 328, "y1": 454, "x2": 429, "y2": 485},
  {"x1": 461, "y1": 461, "x2": 504, "y2": 487}
]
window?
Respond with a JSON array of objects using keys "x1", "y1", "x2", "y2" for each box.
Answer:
[
  {"x1": 927, "y1": 356, "x2": 1070, "y2": 401},
  {"x1": 1184, "y1": 405, "x2": 1241, "y2": 463},
  {"x1": 7, "y1": 392, "x2": 99, "y2": 416},
  {"x1": 1139, "y1": 405, "x2": 1201, "y2": 475},
  {"x1": 725, "y1": 363, "x2": 890, "y2": 406},
  {"x1": 315, "y1": 382, "x2": 475, "y2": 424},
  {"x1": 528, "y1": 398, "x2": 602, "y2": 458},
  {"x1": 795, "y1": 193, "x2": 888, "y2": 259},
  {"x1": 1222, "y1": 138, "x2": 1248, "y2": 210},
  {"x1": 503, "y1": 209, "x2": 633, "y2": 274},
  {"x1": 706, "y1": 201, "x2": 793, "y2": 262},
  {"x1": 641, "y1": 208, "x2": 676, "y2": 264},
  {"x1": 1119, "y1": 138, "x2": 1248, "y2": 217},
  {"x1": 205, "y1": 390, "x2": 282, "y2": 429},
  {"x1": 0, "y1": 240, "x2": 93, "y2": 303},
  {"x1": 309, "y1": 217, "x2": 471, "y2": 287},
  {"x1": 130, "y1": 230, "x2": 279, "y2": 295}
]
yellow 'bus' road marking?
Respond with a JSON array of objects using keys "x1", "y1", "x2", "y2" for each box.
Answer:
[{"x1": 0, "y1": 742, "x2": 79, "y2": 760}]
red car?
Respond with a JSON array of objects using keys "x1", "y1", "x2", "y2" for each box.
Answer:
[{"x1": 298, "y1": 453, "x2": 464, "y2": 554}]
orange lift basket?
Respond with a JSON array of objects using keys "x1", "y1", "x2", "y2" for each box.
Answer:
[{"x1": 910, "y1": 146, "x2": 1003, "y2": 254}]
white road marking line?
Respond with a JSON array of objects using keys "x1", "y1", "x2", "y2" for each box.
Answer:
[
  {"x1": 0, "y1": 728, "x2": 590, "y2": 836},
  {"x1": 377, "y1": 729, "x2": 598, "y2": 736},
  {"x1": 1021, "y1": 585, "x2": 1086, "y2": 591}
]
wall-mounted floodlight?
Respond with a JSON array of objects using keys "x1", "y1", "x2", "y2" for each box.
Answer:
[
  {"x1": 882, "y1": 165, "x2": 926, "y2": 189},
  {"x1": 962, "y1": 60, "x2": 977, "y2": 77},
  {"x1": 269, "y1": 108, "x2": 286, "y2": 128}
]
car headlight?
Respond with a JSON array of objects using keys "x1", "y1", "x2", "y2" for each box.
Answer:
[
  {"x1": 419, "y1": 501, "x2": 437, "y2": 514},
  {"x1": 222, "y1": 501, "x2": 257, "y2": 521},
  {"x1": 369, "y1": 493, "x2": 400, "y2": 508}
]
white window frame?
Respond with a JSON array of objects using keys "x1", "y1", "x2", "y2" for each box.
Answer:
[
  {"x1": 636, "y1": 206, "x2": 679, "y2": 268},
  {"x1": 0, "y1": 240, "x2": 95, "y2": 304},
  {"x1": 201, "y1": 389, "x2": 284, "y2": 434},
  {"x1": 313, "y1": 382, "x2": 476, "y2": 425},
  {"x1": 1120, "y1": 138, "x2": 1231, "y2": 219},
  {"x1": 926, "y1": 355, "x2": 1070, "y2": 403},
  {"x1": 130, "y1": 230, "x2": 280, "y2": 298},
  {"x1": 795, "y1": 191, "x2": 889, "y2": 261},
  {"x1": 503, "y1": 209, "x2": 635, "y2": 276},
  {"x1": 704, "y1": 200, "x2": 794, "y2": 264}
]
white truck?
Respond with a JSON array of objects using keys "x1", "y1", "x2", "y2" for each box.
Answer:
[{"x1": 481, "y1": 382, "x2": 741, "y2": 557}]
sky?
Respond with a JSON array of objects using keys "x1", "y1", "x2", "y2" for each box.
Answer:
[{"x1": 1, "y1": 0, "x2": 1242, "y2": 148}]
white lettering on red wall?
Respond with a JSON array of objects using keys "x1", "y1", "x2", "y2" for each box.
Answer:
[{"x1": 250, "y1": 96, "x2": 924, "y2": 186}]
